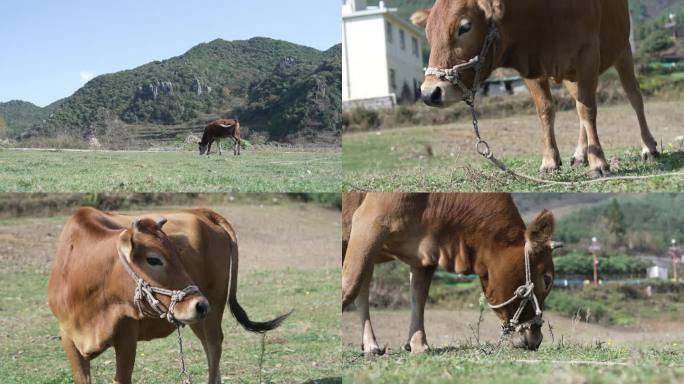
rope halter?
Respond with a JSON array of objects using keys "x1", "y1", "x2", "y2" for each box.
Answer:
[
  {"x1": 487, "y1": 241, "x2": 544, "y2": 335},
  {"x1": 117, "y1": 227, "x2": 201, "y2": 325},
  {"x1": 424, "y1": 24, "x2": 500, "y2": 104}
]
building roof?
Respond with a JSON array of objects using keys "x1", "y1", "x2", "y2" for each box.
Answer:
[{"x1": 342, "y1": 5, "x2": 424, "y2": 38}]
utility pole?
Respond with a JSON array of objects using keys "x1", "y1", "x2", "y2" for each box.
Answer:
[
  {"x1": 666, "y1": 13, "x2": 678, "y2": 41},
  {"x1": 589, "y1": 237, "x2": 601, "y2": 286},
  {"x1": 669, "y1": 239, "x2": 680, "y2": 282}
]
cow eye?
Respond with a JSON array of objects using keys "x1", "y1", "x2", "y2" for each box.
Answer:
[
  {"x1": 543, "y1": 274, "x2": 553, "y2": 290},
  {"x1": 458, "y1": 19, "x2": 472, "y2": 36},
  {"x1": 146, "y1": 256, "x2": 163, "y2": 266}
]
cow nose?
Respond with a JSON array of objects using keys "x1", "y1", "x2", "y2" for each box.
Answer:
[
  {"x1": 195, "y1": 300, "x2": 210, "y2": 318},
  {"x1": 421, "y1": 85, "x2": 444, "y2": 106}
]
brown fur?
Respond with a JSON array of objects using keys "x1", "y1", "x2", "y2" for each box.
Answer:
[
  {"x1": 48, "y1": 207, "x2": 288, "y2": 384},
  {"x1": 199, "y1": 118, "x2": 241, "y2": 156},
  {"x1": 415, "y1": 0, "x2": 658, "y2": 177},
  {"x1": 342, "y1": 193, "x2": 555, "y2": 352}
]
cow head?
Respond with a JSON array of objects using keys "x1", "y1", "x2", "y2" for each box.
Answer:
[
  {"x1": 413, "y1": 0, "x2": 503, "y2": 106},
  {"x1": 199, "y1": 143, "x2": 208, "y2": 155},
  {"x1": 116, "y1": 217, "x2": 210, "y2": 324},
  {"x1": 475, "y1": 209, "x2": 555, "y2": 350}
]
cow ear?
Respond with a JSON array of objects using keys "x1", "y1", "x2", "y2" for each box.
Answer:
[
  {"x1": 477, "y1": 0, "x2": 504, "y2": 20},
  {"x1": 410, "y1": 8, "x2": 431, "y2": 28},
  {"x1": 117, "y1": 229, "x2": 134, "y2": 262},
  {"x1": 132, "y1": 218, "x2": 143, "y2": 232},
  {"x1": 525, "y1": 209, "x2": 555, "y2": 248},
  {"x1": 155, "y1": 217, "x2": 167, "y2": 229}
]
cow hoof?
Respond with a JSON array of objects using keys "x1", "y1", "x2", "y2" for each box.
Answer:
[
  {"x1": 588, "y1": 167, "x2": 611, "y2": 178},
  {"x1": 570, "y1": 155, "x2": 587, "y2": 168},
  {"x1": 363, "y1": 345, "x2": 386, "y2": 356},
  {"x1": 641, "y1": 149, "x2": 660, "y2": 162}
]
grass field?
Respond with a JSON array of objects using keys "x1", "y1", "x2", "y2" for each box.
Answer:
[
  {"x1": 0, "y1": 202, "x2": 342, "y2": 383},
  {"x1": 342, "y1": 304, "x2": 684, "y2": 384},
  {"x1": 343, "y1": 101, "x2": 684, "y2": 192},
  {"x1": 343, "y1": 342, "x2": 684, "y2": 384},
  {"x1": 0, "y1": 147, "x2": 341, "y2": 193}
]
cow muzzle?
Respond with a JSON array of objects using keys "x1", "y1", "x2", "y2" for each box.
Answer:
[
  {"x1": 420, "y1": 80, "x2": 460, "y2": 107},
  {"x1": 173, "y1": 295, "x2": 211, "y2": 324},
  {"x1": 511, "y1": 325, "x2": 543, "y2": 350}
]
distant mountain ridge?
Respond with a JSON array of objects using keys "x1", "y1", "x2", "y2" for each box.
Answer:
[{"x1": 2, "y1": 37, "x2": 341, "y2": 145}]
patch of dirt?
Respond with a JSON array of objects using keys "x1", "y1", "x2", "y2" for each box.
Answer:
[
  {"x1": 0, "y1": 203, "x2": 340, "y2": 274},
  {"x1": 342, "y1": 308, "x2": 684, "y2": 350},
  {"x1": 358, "y1": 101, "x2": 684, "y2": 165}
]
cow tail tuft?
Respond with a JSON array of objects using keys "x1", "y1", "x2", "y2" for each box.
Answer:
[{"x1": 206, "y1": 210, "x2": 292, "y2": 333}]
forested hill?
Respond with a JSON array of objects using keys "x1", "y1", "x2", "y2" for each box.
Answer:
[
  {"x1": 0, "y1": 100, "x2": 48, "y2": 139},
  {"x1": 7, "y1": 37, "x2": 341, "y2": 145}
]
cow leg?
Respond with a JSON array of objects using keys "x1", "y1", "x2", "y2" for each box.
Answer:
[
  {"x1": 404, "y1": 265, "x2": 436, "y2": 354},
  {"x1": 206, "y1": 140, "x2": 213, "y2": 156},
  {"x1": 341, "y1": 203, "x2": 389, "y2": 309},
  {"x1": 576, "y1": 48, "x2": 610, "y2": 177},
  {"x1": 60, "y1": 332, "x2": 91, "y2": 384},
  {"x1": 564, "y1": 80, "x2": 589, "y2": 166},
  {"x1": 190, "y1": 315, "x2": 223, "y2": 384},
  {"x1": 113, "y1": 323, "x2": 138, "y2": 384},
  {"x1": 216, "y1": 139, "x2": 222, "y2": 156},
  {"x1": 356, "y1": 263, "x2": 382, "y2": 355},
  {"x1": 525, "y1": 78, "x2": 561, "y2": 172},
  {"x1": 614, "y1": 49, "x2": 659, "y2": 161}
]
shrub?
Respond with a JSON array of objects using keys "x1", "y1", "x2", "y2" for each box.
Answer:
[{"x1": 554, "y1": 252, "x2": 651, "y2": 277}]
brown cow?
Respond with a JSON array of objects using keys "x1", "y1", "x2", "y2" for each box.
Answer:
[
  {"x1": 413, "y1": 0, "x2": 659, "y2": 178},
  {"x1": 48, "y1": 207, "x2": 289, "y2": 384},
  {"x1": 199, "y1": 118, "x2": 241, "y2": 156},
  {"x1": 342, "y1": 193, "x2": 556, "y2": 352}
]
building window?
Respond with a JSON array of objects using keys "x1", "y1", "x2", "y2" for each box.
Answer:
[
  {"x1": 389, "y1": 68, "x2": 397, "y2": 90},
  {"x1": 412, "y1": 37, "x2": 419, "y2": 57},
  {"x1": 386, "y1": 22, "x2": 393, "y2": 44},
  {"x1": 399, "y1": 29, "x2": 406, "y2": 50}
]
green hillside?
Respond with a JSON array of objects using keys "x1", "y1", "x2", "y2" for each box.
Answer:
[
  {"x1": 555, "y1": 194, "x2": 684, "y2": 254},
  {"x1": 11, "y1": 37, "x2": 341, "y2": 145},
  {"x1": 0, "y1": 100, "x2": 48, "y2": 138}
]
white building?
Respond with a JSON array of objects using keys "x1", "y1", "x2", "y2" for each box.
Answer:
[
  {"x1": 647, "y1": 265, "x2": 669, "y2": 280},
  {"x1": 342, "y1": 0, "x2": 425, "y2": 110}
]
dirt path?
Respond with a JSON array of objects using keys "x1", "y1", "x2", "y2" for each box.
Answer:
[
  {"x1": 0, "y1": 203, "x2": 340, "y2": 274},
  {"x1": 342, "y1": 308, "x2": 684, "y2": 350},
  {"x1": 345, "y1": 101, "x2": 684, "y2": 162}
]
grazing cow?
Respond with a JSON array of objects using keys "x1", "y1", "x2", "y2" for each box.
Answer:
[
  {"x1": 342, "y1": 193, "x2": 556, "y2": 352},
  {"x1": 48, "y1": 207, "x2": 289, "y2": 384},
  {"x1": 199, "y1": 118, "x2": 241, "y2": 156},
  {"x1": 413, "y1": 0, "x2": 659, "y2": 178}
]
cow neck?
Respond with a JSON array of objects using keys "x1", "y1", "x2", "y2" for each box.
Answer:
[{"x1": 115, "y1": 234, "x2": 200, "y2": 325}]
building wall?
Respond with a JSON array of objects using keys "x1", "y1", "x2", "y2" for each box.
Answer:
[
  {"x1": 384, "y1": 16, "x2": 424, "y2": 102},
  {"x1": 342, "y1": 15, "x2": 390, "y2": 101}
]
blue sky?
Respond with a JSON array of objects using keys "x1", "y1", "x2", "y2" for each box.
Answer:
[{"x1": 0, "y1": 0, "x2": 341, "y2": 107}]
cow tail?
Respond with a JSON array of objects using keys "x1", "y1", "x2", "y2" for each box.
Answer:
[{"x1": 207, "y1": 210, "x2": 291, "y2": 333}]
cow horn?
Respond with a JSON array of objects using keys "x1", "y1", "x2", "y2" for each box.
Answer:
[
  {"x1": 156, "y1": 217, "x2": 168, "y2": 229},
  {"x1": 550, "y1": 241, "x2": 564, "y2": 250}
]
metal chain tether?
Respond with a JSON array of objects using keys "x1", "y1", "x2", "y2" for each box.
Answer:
[{"x1": 176, "y1": 325, "x2": 192, "y2": 384}]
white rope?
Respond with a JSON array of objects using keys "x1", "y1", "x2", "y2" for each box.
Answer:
[{"x1": 487, "y1": 242, "x2": 544, "y2": 334}]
